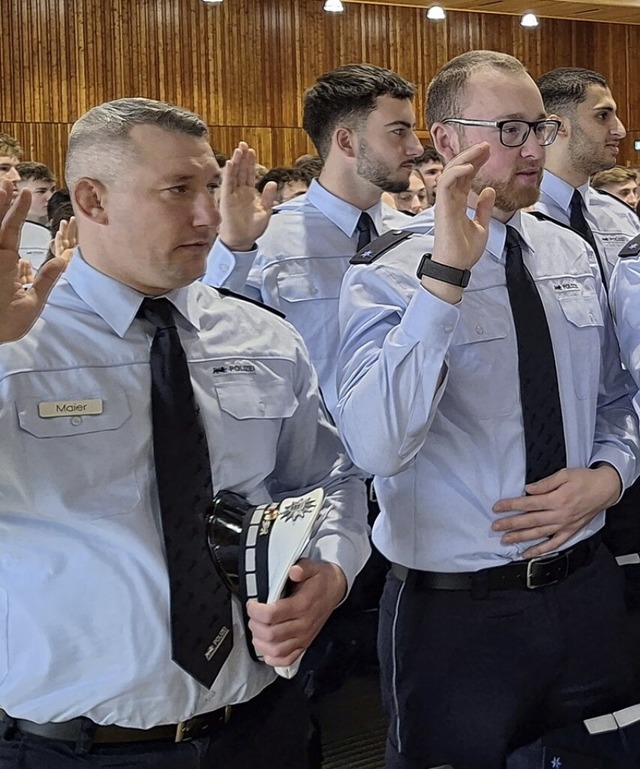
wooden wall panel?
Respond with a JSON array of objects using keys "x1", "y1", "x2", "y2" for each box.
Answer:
[{"x1": 1, "y1": 0, "x2": 639, "y2": 184}]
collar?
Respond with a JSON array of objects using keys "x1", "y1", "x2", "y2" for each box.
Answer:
[
  {"x1": 305, "y1": 178, "x2": 385, "y2": 237},
  {"x1": 541, "y1": 169, "x2": 588, "y2": 214},
  {"x1": 483, "y1": 210, "x2": 535, "y2": 263},
  {"x1": 64, "y1": 250, "x2": 201, "y2": 338}
]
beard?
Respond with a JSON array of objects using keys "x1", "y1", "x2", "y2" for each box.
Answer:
[
  {"x1": 470, "y1": 167, "x2": 542, "y2": 213},
  {"x1": 355, "y1": 139, "x2": 410, "y2": 193},
  {"x1": 568, "y1": 124, "x2": 615, "y2": 176}
]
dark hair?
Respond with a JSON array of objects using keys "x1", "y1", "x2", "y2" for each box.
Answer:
[
  {"x1": 415, "y1": 145, "x2": 441, "y2": 165},
  {"x1": 256, "y1": 166, "x2": 311, "y2": 194},
  {"x1": 427, "y1": 50, "x2": 525, "y2": 128},
  {"x1": 47, "y1": 188, "x2": 72, "y2": 222},
  {"x1": 294, "y1": 154, "x2": 323, "y2": 178},
  {"x1": 536, "y1": 68, "x2": 608, "y2": 117},
  {"x1": 49, "y1": 201, "x2": 75, "y2": 238},
  {"x1": 212, "y1": 150, "x2": 228, "y2": 168},
  {"x1": 303, "y1": 64, "x2": 415, "y2": 161},
  {"x1": 17, "y1": 161, "x2": 56, "y2": 184}
]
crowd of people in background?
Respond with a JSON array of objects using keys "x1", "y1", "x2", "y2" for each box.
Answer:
[{"x1": 2, "y1": 119, "x2": 638, "y2": 281}]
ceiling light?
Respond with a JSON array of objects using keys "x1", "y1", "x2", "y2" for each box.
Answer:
[
  {"x1": 520, "y1": 12, "x2": 539, "y2": 26},
  {"x1": 324, "y1": 0, "x2": 344, "y2": 11},
  {"x1": 426, "y1": 5, "x2": 446, "y2": 19},
  {"x1": 202, "y1": 0, "x2": 223, "y2": 4}
]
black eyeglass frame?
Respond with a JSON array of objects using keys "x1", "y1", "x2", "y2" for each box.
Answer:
[{"x1": 441, "y1": 118, "x2": 561, "y2": 148}]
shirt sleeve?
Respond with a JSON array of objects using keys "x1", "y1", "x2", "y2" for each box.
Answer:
[
  {"x1": 268, "y1": 332, "x2": 370, "y2": 591},
  {"x1": 335, "y1": 259, "x2": 459, "y2": 478},
  {"x1": 590, "y1": 265, "x2": 640, "y2": 490},
  {"x1": 201, "y1": 240, "x2": 262, "y2": 301}
]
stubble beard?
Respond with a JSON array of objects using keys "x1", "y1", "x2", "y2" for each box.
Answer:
[
  {"x1": 568, "y1": 129, "x2": 615, "y2": 177},
  {"x1": 356, "y1": 140, "x2": 411, "y2": 194}
]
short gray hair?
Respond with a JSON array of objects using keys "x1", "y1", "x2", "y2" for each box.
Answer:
[{"x1": 65, "y1": 98, "x2": 209, "y2": 188}]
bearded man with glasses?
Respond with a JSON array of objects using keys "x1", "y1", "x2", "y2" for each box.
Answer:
[{"x1": 335, "y1": 50, "x2": 639, "y2": 769}]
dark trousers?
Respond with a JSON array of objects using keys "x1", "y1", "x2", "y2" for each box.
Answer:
[
  {"x1": 379, "y1": 543, "x2": 634, "y2": 769},
  {"x1": 0, "y1": 679, "x2": 311, "y2": 769}
]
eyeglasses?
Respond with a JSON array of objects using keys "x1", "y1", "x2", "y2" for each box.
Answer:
[{"x1": 442, "y1": 118, "x2": 561, "y2": 148}]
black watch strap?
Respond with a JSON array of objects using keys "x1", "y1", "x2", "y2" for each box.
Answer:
[{"x1": 416, "y1": 253, "x2": 471, "y2": 288}]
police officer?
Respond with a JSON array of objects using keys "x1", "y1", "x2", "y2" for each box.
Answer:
[{"x1": 335, "y1": 51, "x2": 638, "y2": 769}]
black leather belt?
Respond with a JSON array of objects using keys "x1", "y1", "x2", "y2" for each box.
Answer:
[
  {"x1": 391, "y1": 534, "x2": 600, "y2": 591},
  {"x1": 0, "y1": 704, "x2": 237, "y2": 744}
]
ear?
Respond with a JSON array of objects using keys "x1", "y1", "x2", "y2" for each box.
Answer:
[
  {"x1": 72, "y1": 178, "x2": 109, "y2": 224},
  {"x1": 550, "y1": 113, "x2": 569, "y2": 138},
  {"x1": 429, "y1": 123, "x2": 460, "y2": 163},
  {"x1": 333, "y1": 126, "x2": 356, "y2": 159}
]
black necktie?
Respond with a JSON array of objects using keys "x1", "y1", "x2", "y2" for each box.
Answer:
[
  {"x1": 139, "y1": 297, "x2": 232, "y2": 688},
  {"x1": 569, "y1": 189, "x2": 607, "y2": 288},
  {"x1": 355, "y1": 212, "x2": 379, "y2": 252},
  {"x1": 504, "y1": 227, "x2": 567, "y2": 485}
]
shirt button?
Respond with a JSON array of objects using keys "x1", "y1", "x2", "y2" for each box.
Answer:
[
  {"x1": 444, "y1": 325, "x2": 454, "y2": 333},
  {"x1": 258, "y1": 401, "x2": 266, "y2": 412},
  {"x1": 475, "y1": 325, "x2": 484, "y2": 334},
  {"x1": 220, "y1": 262, "x2": 229, "y2": 271},
  {"x1": 589, "y1": 312, "x2": 596, "y2": 322},
  {"x1": 70, "y1": 416, "x2": 83, "y2": 427},
  {"x1": 310, "y1": 287, "x2": 319, "y2": 295}
]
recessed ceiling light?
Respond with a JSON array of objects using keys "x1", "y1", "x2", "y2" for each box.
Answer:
[{"x1": 324, "y1": 0, "x2": 345, "y2": 11}]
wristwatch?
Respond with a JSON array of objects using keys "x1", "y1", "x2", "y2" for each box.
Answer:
[{"x1": 416, "y1": 253, "x2": 471, "y2": 288}]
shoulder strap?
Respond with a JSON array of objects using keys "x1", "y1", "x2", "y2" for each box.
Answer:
[
  {"x1": 350, "y1": 229, "x2": 413, "y2": 265},
  {"x1": 619, "y1": 234, "x2": 640, "y2": 258},
  {"x1": 217, "y1": 287, "x2": 286, "y2": 319}
]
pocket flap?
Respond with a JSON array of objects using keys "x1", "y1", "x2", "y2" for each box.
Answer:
[
  {"x1": 276, "y1": 272, "x2": 339, "y2": 302},
  {"x1": 214, "y1": 377, "x2": 298, "y2": 420}
]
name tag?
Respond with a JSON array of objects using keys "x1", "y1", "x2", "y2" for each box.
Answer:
[{"x1": 38, "y1": 399, "x2": 104, "y2": 418}]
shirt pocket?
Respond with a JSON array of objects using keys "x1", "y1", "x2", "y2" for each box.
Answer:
[
  {"x1": 449, "y1": 306, "x2": 515, "y2": 418},
  {"x1": 16, "y1": 389, "x2": 141, "y2": 520},
  {"x1": 213, "y1": 376, "x2": 298, "y2": 420},
  {"x1": 275, "y1": 273, "x2": 341, "y2": 362},
  {"x1": 555, "y1": 293, "x2": 604, "y2": 400},
  {"x1": 211, "y1": 371, "x2": 299, "y2": 484}
]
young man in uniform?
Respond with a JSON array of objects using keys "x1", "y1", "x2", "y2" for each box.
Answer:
[{"x1": 336, "y1": 51, "x2": 638, "y2": 769}]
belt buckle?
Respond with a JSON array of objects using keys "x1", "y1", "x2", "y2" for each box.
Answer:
[
  {"x1": 174, "y1": 706, "x2": 232, "y2": 742},
  {"x1": 525, "y1": 550, "x2": 567, "y2": 589}
]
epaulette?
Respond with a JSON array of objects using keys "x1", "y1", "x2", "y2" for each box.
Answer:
[
  {"x1": 618, "y1": 234, "x2": 640, "y2": 258},
  {"x1": 350, "y1": 229, "x2": 413, "y2": 265},
  {"x1": 593, "y1": 187, "x2": 639, "y2": 215},
  {"x1": 217, "y1": 287, "x2": 286, "y2": 319},
  {"x1": 527, "y1": 210, "x2": 583, "y2": 238}
]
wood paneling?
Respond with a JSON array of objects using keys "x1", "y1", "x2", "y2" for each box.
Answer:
[
  {"x1": 354, "y1": 0, "x2": 640, "y2": 26},
  {"x1": 1, "y1": 0, "x2": 639, "y2": 182}
]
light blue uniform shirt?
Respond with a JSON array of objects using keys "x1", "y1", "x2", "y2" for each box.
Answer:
[
  {"x1": 202, "y1": 178, "x2": 410, "y2": 416},
  {"x1": 535, "y1": 169, "x2": 640, "y2": 283},
  {"x1": 336, "y1": 211, "x2": 638, "y2": 572},
  {"x1": 611, "y1": 254, "x2": 640, "y2": 416},
  {"x1": 0, "y1": 253, "x2": 369, "y2": 726}
]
